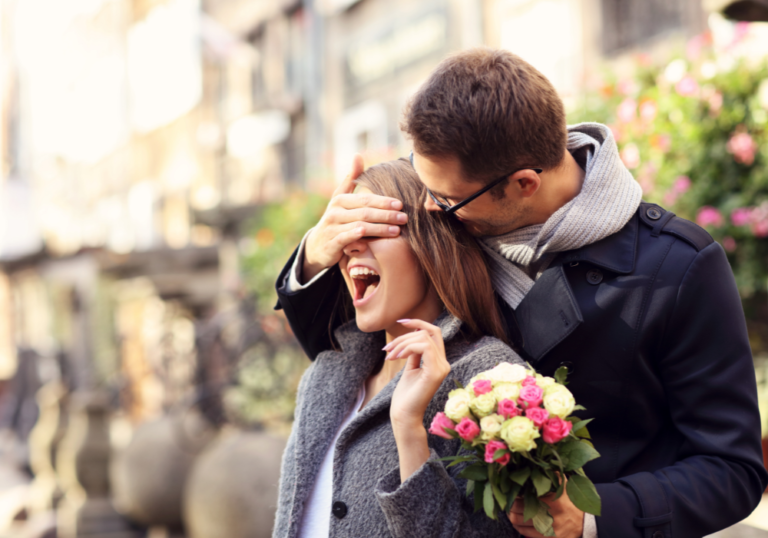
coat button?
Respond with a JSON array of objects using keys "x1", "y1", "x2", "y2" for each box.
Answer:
[
  {"x1": 646, "y1": 207, "x2": 663, "y2": 220},
  {"x1": 332, "y1": 501, "x2": 347, "y2": 519},
  {"x1": 586, "y1": 269, "x2": 603, "y2": 285}
]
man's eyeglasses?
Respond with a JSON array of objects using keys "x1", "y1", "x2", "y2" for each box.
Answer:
[{"x1": 409, "y1": 151, "x2": 543, "y2": 214}]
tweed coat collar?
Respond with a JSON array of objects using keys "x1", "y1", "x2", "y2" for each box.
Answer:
[{"x1": 284, "y1": 311, "x2": 463, "y2": 538}]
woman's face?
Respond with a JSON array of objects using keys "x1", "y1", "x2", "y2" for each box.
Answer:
[{"x1": 340, "y1": 188, "x2": 439, "y2": 335}]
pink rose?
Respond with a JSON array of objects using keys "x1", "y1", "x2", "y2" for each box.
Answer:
[
  {"x1": 484, "y1": 440, "x2": 510, "y2": 466},
  {"x1": 498, "y1": 398, "x2": 521, "y2": 419},
  {"x1": 525, "y1": 407, "x2": 550, "y2": 428},
  {"x1": 753, "y1": 220, "x2": 768, "y2": 238},
  {"x1": 722, "y1": 236, "x2": 737, "y2": 252},
  {"x1": 542, "y1": 417, "x2": 573, "y2": 444},
  {"x1": 456, "y1": 417, "x2": 480, "y2": 442},
  {"x1": 731, "y1": 207, "x2": 753, "y2": 227},
  {"x1": 473, "y1": 379, "x2": 493, "y2": 396},
  {"x1": 428, "y1": 412, "x2": 455, "y2": 439},
  {"x1": 518, "y1": 385, "x2": 544, "y2": 409},
  {"x1": 696, "y1": 206, "x2": 723, "y2": 228},
  {"x1": 522, "y1": 376, "x2": 537, "y2": 386},
  {"x1": 672, "y1": 176, "x2": 691, "y2": 194},
  {"x1": 639, "y1": 99, "x2": 657, "y2": 123}
]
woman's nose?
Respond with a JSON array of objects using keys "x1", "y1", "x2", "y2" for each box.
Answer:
[{"x1": 343, "y1": 238, "x2": 368, "y2": 256}]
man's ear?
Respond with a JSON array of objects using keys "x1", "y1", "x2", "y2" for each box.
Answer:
[{"x1": 508, "y1": 169, "x2": 541, "y2": 199}]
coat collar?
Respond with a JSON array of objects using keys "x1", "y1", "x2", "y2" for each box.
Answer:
[{"x1": 513, "y1": 211, "x2": 639, "y2": 363}]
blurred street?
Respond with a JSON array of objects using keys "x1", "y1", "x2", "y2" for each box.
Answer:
[{"x1": 0, "y1": 0, "x2": 767, "y2": 536}]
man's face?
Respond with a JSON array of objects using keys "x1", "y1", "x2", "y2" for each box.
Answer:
[{"x1": 410, "y1": 152, "x2": 530, "y2": 237}]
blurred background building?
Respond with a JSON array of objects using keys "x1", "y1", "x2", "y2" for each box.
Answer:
[{"x1": 0, "y1": 0, "x2": 767, "y2": 537}]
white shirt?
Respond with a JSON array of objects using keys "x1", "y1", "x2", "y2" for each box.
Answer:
[{"x1": 298, "y1": 387, "x2": 366, "y2": 538}]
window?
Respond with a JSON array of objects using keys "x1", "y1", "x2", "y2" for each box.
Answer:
[{"x1": 601, "y1": 0, "x2": 685, "y2": 54}]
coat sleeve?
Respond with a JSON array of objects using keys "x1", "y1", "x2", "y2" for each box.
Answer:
[
  {"x1": 374, "y1": 344, "x2": 523, "y2": 538},
  {"x1": 274, "y1": 244, "x2": 347, "y2": 360},
  {"x1": 594, "y1": 241, "x2": 768, "y2": 538}
]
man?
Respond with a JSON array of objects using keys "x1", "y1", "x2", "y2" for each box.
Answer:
[{"x1": 275, "y1": 48, "x2": 768, "y2": 537}]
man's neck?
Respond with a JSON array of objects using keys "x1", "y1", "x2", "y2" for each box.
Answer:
[{"x1": 528, "y1": 149, "x2": 586, "y2": 225}]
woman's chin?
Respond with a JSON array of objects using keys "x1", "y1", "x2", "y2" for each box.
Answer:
[{"x1": 355, "y1": 312, "x2": 388, "y2": 333}]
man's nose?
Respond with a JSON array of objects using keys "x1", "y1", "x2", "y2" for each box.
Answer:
[{"x1": 424, "y1": 196, "x2": 442, "y2": 212}]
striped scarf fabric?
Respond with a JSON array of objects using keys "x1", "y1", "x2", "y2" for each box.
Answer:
[{"x1": 480, "y1": 123, "x2": 643, "y2": 309}]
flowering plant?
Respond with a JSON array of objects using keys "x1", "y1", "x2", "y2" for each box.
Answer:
[{"x1": 429, "y1": 363, "x2": 600, "y2": 536}]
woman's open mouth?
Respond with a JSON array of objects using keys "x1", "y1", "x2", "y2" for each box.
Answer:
[{"x1": 349, "y1": 266, "x2": 381, "y2": 306}]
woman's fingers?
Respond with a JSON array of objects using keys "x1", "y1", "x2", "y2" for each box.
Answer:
[
  {"x1": 385, "y1": 331, "x2": 430, "y2": 360},
  {"x1": 397, "y1": 319, "x2": 442, "y2": 339}
]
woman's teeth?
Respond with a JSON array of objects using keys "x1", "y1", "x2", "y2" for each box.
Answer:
[{"x1": 350, "y1": 266, "x2": 381, "y2": 301}]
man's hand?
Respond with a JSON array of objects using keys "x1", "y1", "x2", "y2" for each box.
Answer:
[
  {"x1": 508, "y1": 485, "x2": 584, "y2": 538},
  {"x1": 302, "y1": 154, "x2": 407, "y2": 283}
]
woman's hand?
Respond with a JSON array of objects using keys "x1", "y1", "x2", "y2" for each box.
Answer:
[
  {"x1": 386, "y1": 319, "x2": 451, "y2": 430},
  {"x1": 385, "y1": 319, "x2": 451, "y2": 482}
]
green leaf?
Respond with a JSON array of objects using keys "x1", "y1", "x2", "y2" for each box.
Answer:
[
  {"x1": 459, "y1": 465, "x2": 488, "y2": 482},
  {"x1": 466, "y1": 479, "x2": 475, "y2": 497},
  {"x1": 573, "y1": 404, "x2": 587, "y2": 411},
  {"x1": 523, "y1": 488, "x2": 540, "y2": 523},
  {"x1": 484, "y1": 482, "x2": 497, "y2": 520},
  {"x1": 566, "y1": 474, "x2": 602, "y2": 516},
  {"x1": 508, "y1": 467, "x2": 531, "y2": 486},
  {"x1": 453, "y1": 378, "x2": 465, "y2": 390},
  {"x1": 491, "y1": 481, "x2": 507, "y2": 510},
  {"x1": 531, "y1": 468, "x2": 553, "y2": 497},
  {"x1": 506, "y1": 482, "x2": 522, "y2": 512},
  {"x1": 532, "y1": 502, "x2": 556, "y2": 537},
  {"x1": 446, "y1": 455, "x2": 478, "y2": 468},
  {"x1": 576, "y1": 425, "x2": 592, "y2": 439},
  {"x1": 554, "y1": 366, "x2": 569, "y2": 385},
  {"x1": 563, "y1": 441, "x2": 601, "y2": 472},
  {"x1": 571, "y1": 418, "x2": 594, "y2": 433},
  {"x1": 493, "y1": 448, "x2": 510, "y2": 461},
  {"x1": 474, "y1": 480, "x2": 484, "y2": 513}
]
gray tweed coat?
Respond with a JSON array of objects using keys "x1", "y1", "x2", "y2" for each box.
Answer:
[{"x1": 272, "y1": 312, "x2": 523, "y2": 538}]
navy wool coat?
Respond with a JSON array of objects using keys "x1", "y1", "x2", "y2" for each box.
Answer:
[{"x1": 275, "y1": 202, "x2": 768, "y2": 537}]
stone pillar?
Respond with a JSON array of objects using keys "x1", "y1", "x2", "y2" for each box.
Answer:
[
  {"x1": 27, "y1": 381, "x2": 68, "y2": 514},
  {"x1": 56, "y1": 392, "x2": 140, "y2": 538},
  {"x1": 183, "y1": 428, "x2": 286, "y2": 538}
]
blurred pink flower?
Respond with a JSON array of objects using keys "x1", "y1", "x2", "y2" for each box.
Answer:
[
  {"x1": 696, "y1": 206, "x2": 724, "y2": 228},
  {"x1": 727, "y1": 131, "x2": 757, "y2": 165},
  {"x1": 608, "y1": 124, "x2": 623, "y2": 142},
  {"x1": 639, "y1": 99, "x2": 657, "y2": 122},
  {"x1": 663, "y1": 176, "x2": 692, "y2": 206},
  {"x1": 734, "y1": 22, "x2": 750, "y2": 45},
  {"x1": 687, "y1": 35, "x2": 707, "y2": 61},
  {"x1": 621, "y1": 143, "x2": 640, "y2": 169},
  {"x1": 708, "y1": 92, "x2": 723, "y2": 115},
  {"x1": 731, "y1": 207, "x2": 753, "y2": 227},
  {"x1": 722, "y1": 236, "x2": 737, "y2": 252},
  {"x1": 617, "y1": 98, "x2": 637, "y2": 123},
  {"x1": 638, "y1": 164, "x2": 657, "y2": 194},
  {"x1": 618, "y1": 79, "x2": 638, "y2": 96},
  {"x1": 753, "y1": 220, "x2": 768, "y2": 238},
  {"x1": 675, "y1": 76, "x2": 699, "y2": 96},
  {"x1": 672, "y1": 176, "x2": 691, "y2": 194}
]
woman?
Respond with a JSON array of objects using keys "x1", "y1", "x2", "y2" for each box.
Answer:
[{"x1": 273, "y1": 158, "x2": 522, "y2": 538}]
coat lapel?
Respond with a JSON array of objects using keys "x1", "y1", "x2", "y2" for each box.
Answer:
[{"x1": 513, "y1": 213, "x2": 639, "y2": 364}]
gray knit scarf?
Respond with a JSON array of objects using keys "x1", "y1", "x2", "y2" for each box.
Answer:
[{"x1": 480, "y1": 122, "x2": 643, "y2": 309}]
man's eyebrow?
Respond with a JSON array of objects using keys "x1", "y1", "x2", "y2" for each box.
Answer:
[{"x1": 428, "y1": 188, "x2": 453, "y2": 199}]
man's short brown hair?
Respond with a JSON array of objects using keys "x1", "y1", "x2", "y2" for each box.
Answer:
[{"x1": 401, "y1": 47, "x2": 567, "y2": 185}]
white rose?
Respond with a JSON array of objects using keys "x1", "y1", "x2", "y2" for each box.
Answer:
[
  {"x1": 469, "y1": 393, "x2": 497, "y2": 418},
  {"x1": 445, "y1": 389, "x2": 472, "y2": 421},
  {"x1": 543, "y1": 385, "x2": 576, "y2": 419},
  {"x1": 488, "y1": 363, "x2": 529, "y2": 384},
  {"x1": 500, "y1": 416, "x2": 540, "y2": 452},
  {"x1": 535, "y1": 375, "x2": 556, "y2": 390},
  {"x1": 479, "y1": 414, "x2": 504, "y2": 441},
  {"x1": 492, "y1": 382, "x2": 521, "y2": 403}
]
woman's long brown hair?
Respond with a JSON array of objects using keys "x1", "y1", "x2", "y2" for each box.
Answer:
[{"x1": 353, "y1": 158, "x2": 507, "y2": 343}]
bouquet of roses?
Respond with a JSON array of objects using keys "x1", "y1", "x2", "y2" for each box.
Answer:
[{"x1": 429, "y1": 362, "x2": 600, "y2": 537}]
